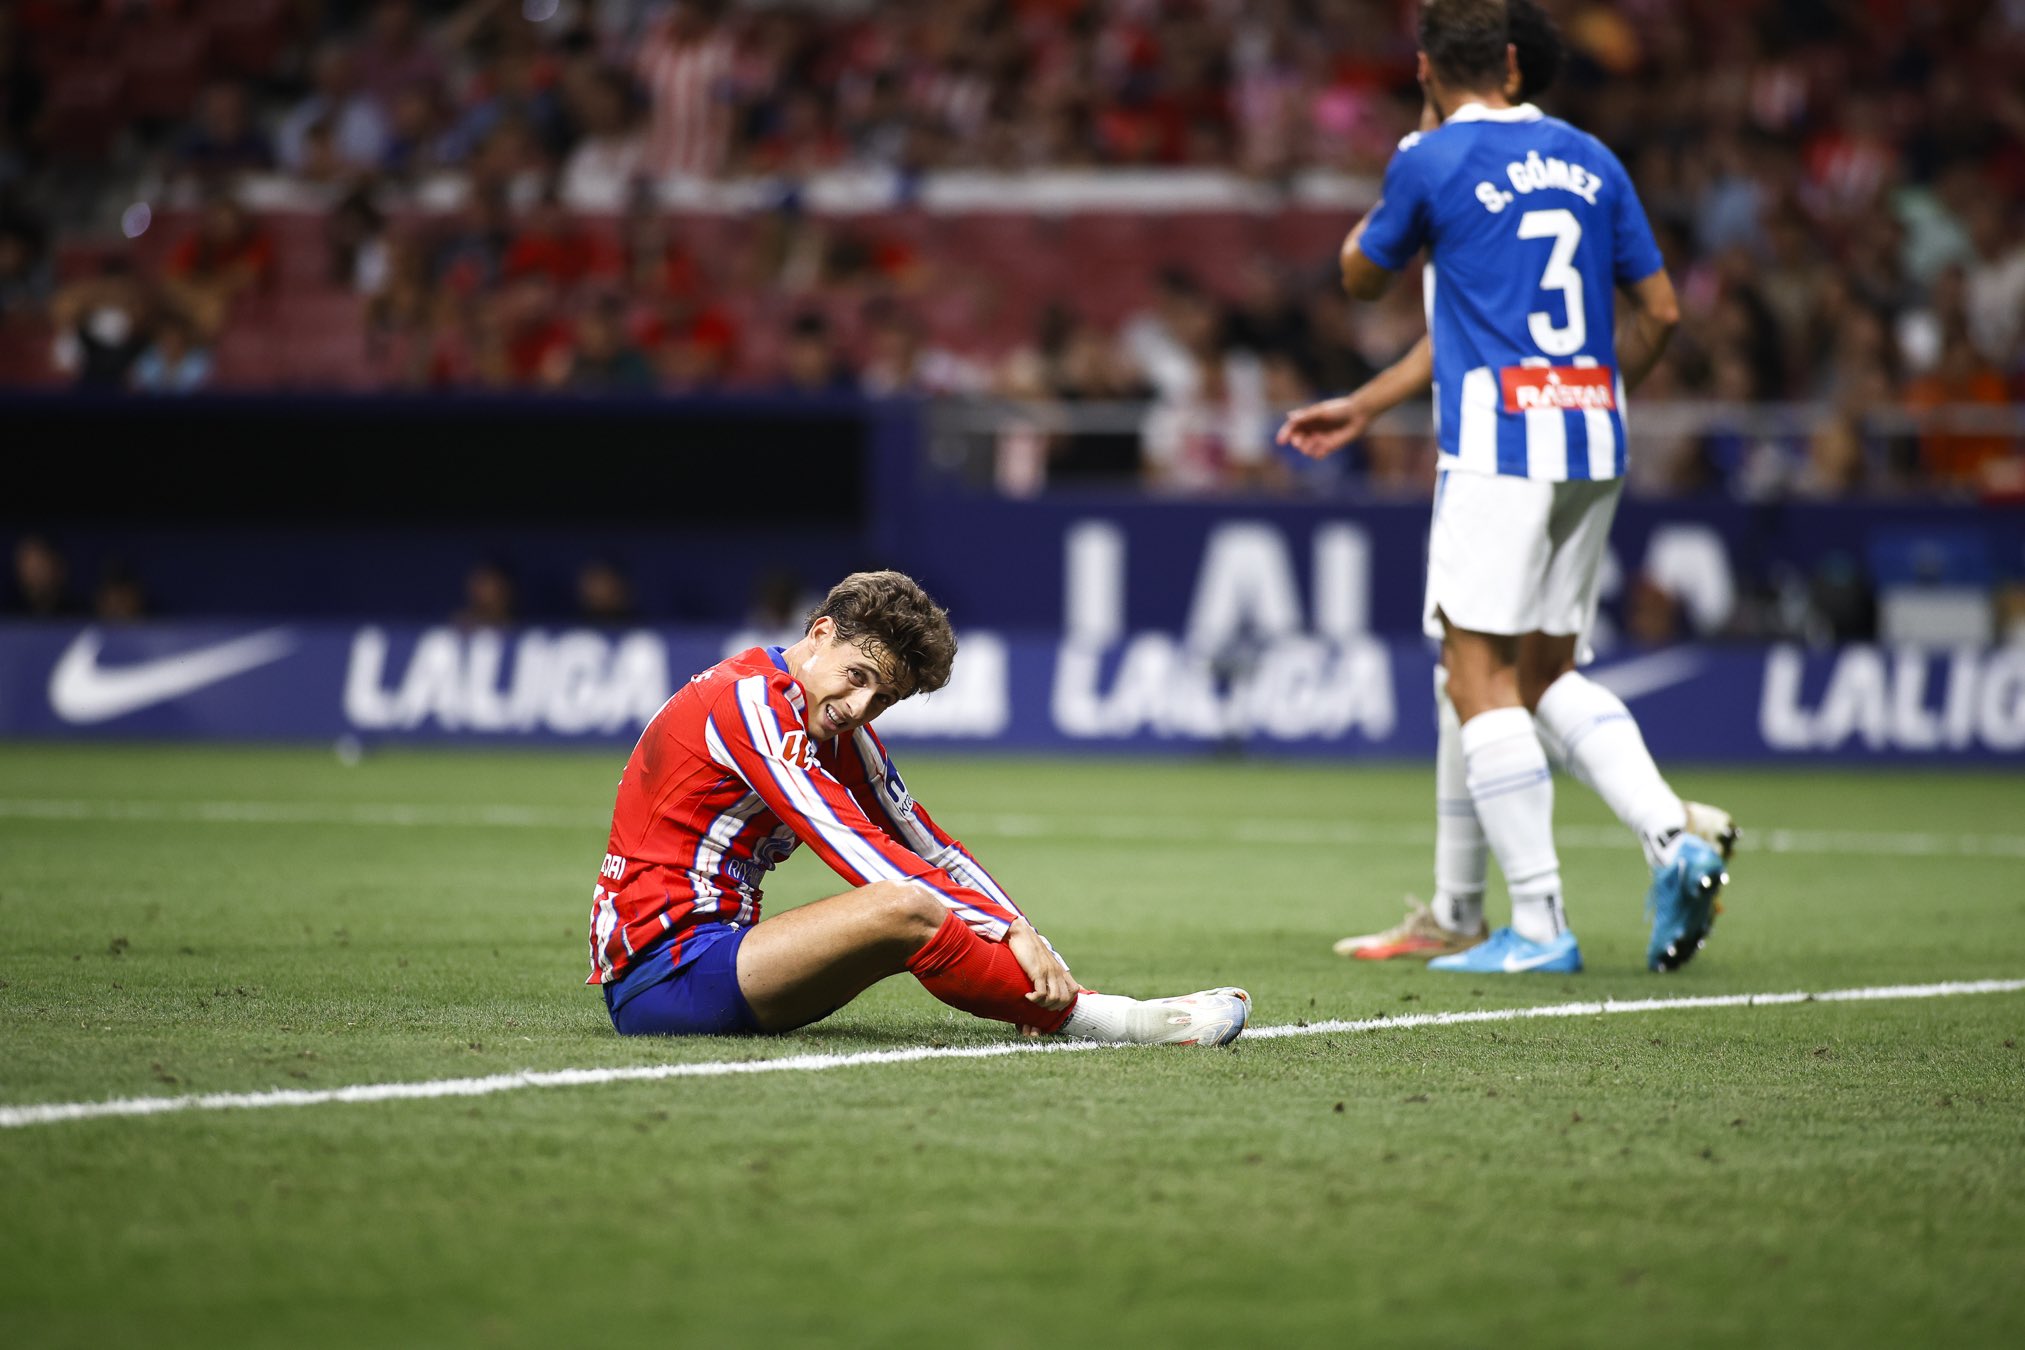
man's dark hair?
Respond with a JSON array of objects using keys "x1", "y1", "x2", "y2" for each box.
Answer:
[
  {"x1": 807, "y1": 570, "x2": 956, "y2": 698},
  {"x1": 1418, "y1": 0, "x2": 1511, "y2": 93},
  {"x1": 1507, "y1": 0, "x2": 1562, "y2": 102}
]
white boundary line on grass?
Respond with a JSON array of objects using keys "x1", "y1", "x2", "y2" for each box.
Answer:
[
  {"x1": 4, "y1": 978, "x2": 2020, "y2": 1131},
  {"x1": 6, "y1": 798, "x2": 2025, "y2": 859}
]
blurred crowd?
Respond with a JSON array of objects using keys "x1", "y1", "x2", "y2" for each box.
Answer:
[{"x1": 0, "y1": 0, "x2": 2022, "y2": 498}]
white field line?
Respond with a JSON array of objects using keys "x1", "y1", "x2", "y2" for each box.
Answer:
[
  {"x1": 3, "y1": 978, "x2": 2020, "y2": 1131},
  {"x1": 5, "y1": 798, "x2": 2025, "y2": 859}
]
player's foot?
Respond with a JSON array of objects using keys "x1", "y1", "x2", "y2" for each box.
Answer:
[
  {"x1": 1333, "y1": 896, "x2": 1487, "y2": 961},
  {"x1": 1646, "y1": 835, "x2": 1728, "y2": 972},
  {"x1": 1060, "y1": 988, "x2": 1250, "y2": 1046},
  {"x1": 1426, "y1": 926, "x2": 1584, "y2": 974},
  {"x1": 1684, "y1": 801, "x2": 1740, "y2": 862}
]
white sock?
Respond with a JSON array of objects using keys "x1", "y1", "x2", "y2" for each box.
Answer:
[
  {"x1": 1060, "y1": 992, "x2": 1136, "y2": 1041},
  {"x1": 1459, "y1": 706, "x2": 1563, "y2": 937},
  {"x1": 1061, "y1": 992, "x2": 1165, "y2": 1043},
  {"x1": 1509, "y1": 887, "x2": 1567, "y2": 944},
  {"x1": 1432, "y1": 667, "x2": 1486, "y2": 934},
  {"x1": 1534, "y1": 671, "x2": 1687, "y2": 868}
]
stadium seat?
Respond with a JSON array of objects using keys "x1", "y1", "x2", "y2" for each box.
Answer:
[
  {"x1": 203, "y1": 0, "x2": 290, "y2": 77},
  {"x1": 210, "y1": 324, "x2": 286, "y2": 388},
  {"x1": 0, "y1": 319, "x2": 61, "y2": 389},
  {"x1": 120, "y1": 22, "x2": 211, "y2": 123},
  {"x1": 39, "y1": 68, "x2": 127, "y2": 159}
]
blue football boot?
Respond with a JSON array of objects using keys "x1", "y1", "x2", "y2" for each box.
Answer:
[
  {"x1": 1427, "y1": 926, "x2": 1584, "y2": 974},
  {"x1": 1646, "y1": 834, "x2": 1729, "y2": 972}
]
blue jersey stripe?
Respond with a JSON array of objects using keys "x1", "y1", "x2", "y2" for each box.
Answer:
[
  {"x1": 1565, "y1": 408, "x2": 1592, "y2": 481},
  {"x1": 1495, "y1": 408, "x2": 1530, "y2": 476}
]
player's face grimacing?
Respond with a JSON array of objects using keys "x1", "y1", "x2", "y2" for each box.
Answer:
[{"x1": 794, "y1": 617, "x2": 907, "y2": 739}]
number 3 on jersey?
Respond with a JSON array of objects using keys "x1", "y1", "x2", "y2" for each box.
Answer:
[{"x1": 1518, "y1": 208, "x2": 1584, "y2": 356}]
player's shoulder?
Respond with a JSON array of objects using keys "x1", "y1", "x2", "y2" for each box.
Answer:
[{"x1": 692, "y1": 647, "x2": 805, "y2": 719}]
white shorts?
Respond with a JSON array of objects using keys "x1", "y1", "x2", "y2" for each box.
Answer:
[{"x1": 1423, "y1": 469, "x2": 1622, "y2": 643}]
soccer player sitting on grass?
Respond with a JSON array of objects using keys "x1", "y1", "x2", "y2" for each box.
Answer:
[{"x1": 586, "y1": 570, "x2": 1250, "y2": 1044}]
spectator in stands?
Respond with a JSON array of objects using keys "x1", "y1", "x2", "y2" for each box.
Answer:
[
  {"x1": 327, "y1": 185, "x2": 391, "y2": 293},
  {"x1": 130, "y1": 310, "x2": 213, "y2": 395},
  {"x1": 1222, "y1": 257, "x2": 1311, "y2": 365},
  {"x1": 379, "y1": 82, "x2": 451, "y2": 180},
  {"x1": 454, "y1": 561, "x2": 516, "y2": 630},
  {"x1": 0, "y1": 9, "x2": 39, "y2": 183},
  {"x1": 93, "y1": 558, "x2": 147, "y2": 622},
  {"x1": 575, "y1": 560, "x2": 637, "y2": 627},
  {"x1": 858, "y1": 300, "x2": 984, "y2": 396},
  {"x1": 649, "y1": 296, "x2": 739, "y2": 392},
  {"x1": 1120, "y1": 266, "x2": 1213, "y2": 402},
  {"x1": 558, "y1": 66, "x2": 646, "y2": 211},
  {"x1": 559, "y1": 293, "x2": 653, "y2": 391},
  {"x1": 1792, "y1": 414, "x2": 1870, "y2": 499},
  {"x1": 48, "y1": 260, "x2": 153, "y2": 390},
  {"x1": 7, "y1": 534, "x2": 81, "y2": 618},
  {"x1": 1963, "y1": 198, "x2": 2025, "y2": 374},
  {"x1": 1138, "y1": 297, "x2": 1270, "y2": 494},
  {"x1": 275, "y1": 41, "x2": 390, "y2": 176},
  {"x1": 1046, "y1": 315, "x2": 1151, "y2": 483},
  {"x1": 159, "y1": 195, "x2": 274, "y2": 340},
  {"x1": 777, "y1": 310, "x2": 855, "y2": 395},
  {"x1": 1905, "y1": 324, "x2": 2015, "y2": 488},
  {"x1": 442, "y1": 20, "x2": 568, "y2": 168},
  {"x1": 173, "y1": 82, "x2": 273, "y2": 181},
  {"x1": 357, "y1": 0, "x2": 445, "y2": 111},
  {"x1": 0, "y1": 188, "x2": 50, "y2": 316},
  {"x1": 432, "y1": 183, "x2": 515, "y2": 296},
  {"x1": 636, "y1": 0, "x2": 740, "y2": 179},
  {"x1": 504, "y1": 187, "x2": 609, "y2": 287}
]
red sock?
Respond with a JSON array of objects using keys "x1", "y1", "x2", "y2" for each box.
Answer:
[{"x1": 905, "y1": 911, "x2": 1074, "y2": 1033}]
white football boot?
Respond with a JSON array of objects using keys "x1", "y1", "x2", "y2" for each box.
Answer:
[{"x1": 1060, "y1": 987, "x2": 1251, "y2": 1047}]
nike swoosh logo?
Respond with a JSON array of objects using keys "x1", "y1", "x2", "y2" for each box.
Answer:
[
  {"x1": 1501, "y1": 948, "x2": 1567, "y2": 973},
  {"x1": 49, "y1": 627, "x2": 298, "y2": 724},
  {"x1": 1589, "y1": 648, "x2": 1706, "y2": 703}
]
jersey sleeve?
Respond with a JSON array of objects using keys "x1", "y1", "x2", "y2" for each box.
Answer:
[
  {"x1": 842, "y1": 725, "x2": 1031, "y2": 923},
  {"x1": 1606, "y1": 149, "x2": 1665, "y2": 285},
  {"x1": 1354, "y1": 136, "x2": 1434, "y2": 272},
  {"x1": 702, "y1": 672, "x2": 1024, "y2": 941}
]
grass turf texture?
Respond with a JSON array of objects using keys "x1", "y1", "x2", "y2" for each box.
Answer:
[{"x1": 2, "y1": 745, "x2": 2022, "y2": 1349}]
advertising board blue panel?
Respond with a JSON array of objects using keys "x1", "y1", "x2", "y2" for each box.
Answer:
[{"x1": 5, "y1": 622, "x2": 2022, "y2": 762}]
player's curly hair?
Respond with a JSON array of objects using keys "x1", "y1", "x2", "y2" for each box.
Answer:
[
  {"x1": 1418, "y1": 0, "x2": 1512, "y2": 93},
  {"x1": 807, "y1": 570, "x2": 956, "y2": 699},
  {"x1": 1507, "y1": 0, "x2": 1563, "y2": 102}
]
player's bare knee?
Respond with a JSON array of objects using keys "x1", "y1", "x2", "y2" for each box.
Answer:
[{"x1": 862, "y1": 880, "x2": 944, "y2": 944}]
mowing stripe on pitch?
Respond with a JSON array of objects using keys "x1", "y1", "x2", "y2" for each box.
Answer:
[
  {"x1": 4, "y1": 979, "x2": 2020, "y2": 1131},
  {"x1": 6, "y1": 798, "x2": 2025, "y2": 859}
]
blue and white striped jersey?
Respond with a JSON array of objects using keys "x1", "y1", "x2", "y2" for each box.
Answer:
[{"x1": 1358, "y1": 103, "x2": 1665, "y2": 481}]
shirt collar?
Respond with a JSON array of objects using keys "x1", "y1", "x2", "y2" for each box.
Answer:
[
  {"x1": 1445, "y1": 101, "x2": 1543, "y2": 125},
  {"x1": 766, "y1": 645, "x2": 789, "y2": 672}
]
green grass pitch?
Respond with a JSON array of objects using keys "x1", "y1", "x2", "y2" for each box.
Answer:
[{"x1": 2, "y1": 744, "x2": 2022, "y2": 1348}]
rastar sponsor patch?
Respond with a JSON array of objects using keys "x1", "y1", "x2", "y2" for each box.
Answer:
[{"x1": 1500, "y1": 365, "x2": 1617, "y2": 413}]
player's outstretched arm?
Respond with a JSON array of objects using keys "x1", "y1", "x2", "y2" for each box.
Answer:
[
  {"x1": 1275, "y1": 334, "x2": 1435, "y2": 459},
  {"x1": 1616, "y1": 269, "x2": 1680, "y2": 392}
]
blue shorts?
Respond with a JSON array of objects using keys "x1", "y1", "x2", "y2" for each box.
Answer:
[{"x1": 603, "y1": 923, "x2": 762, "y2": 1037}]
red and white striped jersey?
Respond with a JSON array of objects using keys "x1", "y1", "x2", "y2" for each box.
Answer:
[
  {"x1": 636, "y1": 21, "x2": 736, "y2": 177},
  {"x1": 586, "y1": 646, "x2": 1027, "y2": 985}
]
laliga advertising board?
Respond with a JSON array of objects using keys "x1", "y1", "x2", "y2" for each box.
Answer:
[{"x1": 3, "y1": 619, "x2": 2025, "y2": 760}]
